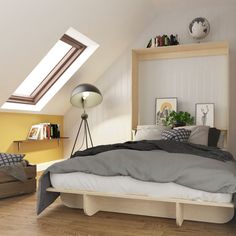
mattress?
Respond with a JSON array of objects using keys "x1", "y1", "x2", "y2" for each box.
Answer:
[{"x1": 50, "y1": 172, "x2": 232, "y2": 203}]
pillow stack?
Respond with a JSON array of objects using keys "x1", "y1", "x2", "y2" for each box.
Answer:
[
  {"x1": 174, "y1": 125, "x2": 223, "y2": 148},
  {"x1": 174, "y1": 125, "x2": 209, "y2": 145},
  {"x1": 134, "y1": 124, "x2": 224, "y2": 148}
]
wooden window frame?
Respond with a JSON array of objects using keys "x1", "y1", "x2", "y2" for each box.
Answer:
[{"x1": 8, "y1": 35, "x2": 86, "y2": 105}]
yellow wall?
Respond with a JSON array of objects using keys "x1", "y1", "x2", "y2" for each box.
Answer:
[{"x1": 0, "y1": 112, "x2": 64, "y2": 164}]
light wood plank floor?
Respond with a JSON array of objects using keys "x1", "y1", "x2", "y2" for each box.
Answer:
[{"x1": 0, "y1": 193, "x2": 235, "y2": 236}]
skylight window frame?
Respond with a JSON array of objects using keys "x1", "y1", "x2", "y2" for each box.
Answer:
[{"x1": 7, "y1": 34, "x2": 86, "y2": 105}]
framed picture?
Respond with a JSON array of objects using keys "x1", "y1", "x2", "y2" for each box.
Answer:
[
  {"x1": 195, "y1": 103, "x2": 214, "y2": 127},
  {"x1": 155, "y1": 97, "x2": 177, "y2": 125},
  {"x1": 27, "y1": 125, "x2": 41, "y2": 140}
]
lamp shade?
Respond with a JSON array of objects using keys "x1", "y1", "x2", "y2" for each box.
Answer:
[{"x1": 70, "y1": 83, "x2": 103, "y2": 108}]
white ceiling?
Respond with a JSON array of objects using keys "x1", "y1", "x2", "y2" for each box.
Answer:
[
  {"x1": 0, "y1": 0, "x2": 161, "y2": 115},
  {"x1": 0, "y1": 0, "x2": 225, "y2": 115}
]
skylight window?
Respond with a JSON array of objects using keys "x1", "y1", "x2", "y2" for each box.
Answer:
[
  {"x1": 13, "y1": 40, "x2": 72, "y2": 97},
  {"x1": 1, "y1": 27, "x2": 99, "y2": 111}
]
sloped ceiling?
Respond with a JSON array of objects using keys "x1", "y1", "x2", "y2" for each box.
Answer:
[{"x1": 0, "y1": 0, "x2": 160, "y2": 115}]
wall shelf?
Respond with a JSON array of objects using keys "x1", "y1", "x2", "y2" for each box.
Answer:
[{"x1": 13, "y1": 137, "x2": 69, "y2": 151}]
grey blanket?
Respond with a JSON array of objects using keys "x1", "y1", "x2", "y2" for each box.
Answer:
[
  {"x1": 37, "y1": 140, "x2": 236, "y2": 215},
  {"x1": 0, "y1": 162, "x2": 27, "y2": 182}
]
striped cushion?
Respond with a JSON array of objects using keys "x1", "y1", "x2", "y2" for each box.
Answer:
[{"x1": 161, "y1": 129, "x2": 191, "y2": 142}]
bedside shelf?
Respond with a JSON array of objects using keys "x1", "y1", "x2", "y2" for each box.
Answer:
[{"x1": 13, "y1": 137, "x2": 69, "y2": 151}]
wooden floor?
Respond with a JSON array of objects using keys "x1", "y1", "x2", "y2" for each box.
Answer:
[{"x1": 0, "y1": 193, "x2": 235, "y2": 236}]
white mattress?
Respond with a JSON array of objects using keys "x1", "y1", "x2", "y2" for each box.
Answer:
[{"x1": 50, "y1": 172, "x2": 232, "y2": 203}]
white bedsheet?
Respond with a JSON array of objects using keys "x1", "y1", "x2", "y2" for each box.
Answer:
[{"x1": 50, "y1": 172, "x2": 232, "y2": 203}]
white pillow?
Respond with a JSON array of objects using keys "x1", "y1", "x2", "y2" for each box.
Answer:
[
  {"x1": 174, "y1": 125, "x2": 210, "y2": 146},
  {"x1": 134, "y1": 125, "x2": 170, "y2": 141}
]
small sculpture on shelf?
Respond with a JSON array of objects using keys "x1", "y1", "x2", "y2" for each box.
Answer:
[
  {"x1": 146, "y1": 34, "x2": 179, "y2": 48},
  {"x1": 188, "y1": 17, "x2": 210, "y2": 42}
]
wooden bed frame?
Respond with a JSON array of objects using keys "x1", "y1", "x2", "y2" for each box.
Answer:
[{"x1": 47, "y1": 187, "x2": 234, "y2": 226}]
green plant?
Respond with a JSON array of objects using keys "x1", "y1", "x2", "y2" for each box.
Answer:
[{"x1": 162, "y1": 111, "x2": 194, "y2": 127}]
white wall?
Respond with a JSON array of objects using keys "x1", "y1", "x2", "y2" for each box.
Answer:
[
  {"x1": 64, "y1": 0, "x2": 236, "y2": 158},
  {"x1": 64, "y1": 52, "x2": 132, "y2": 157}
]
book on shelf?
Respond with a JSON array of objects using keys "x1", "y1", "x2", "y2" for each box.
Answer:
[
  {"x1": 27, "y1": 124, "x2": 41, "y2": 140},
  {"x1": 27, "y1": 123, "x2": 60, "y2": 140}
]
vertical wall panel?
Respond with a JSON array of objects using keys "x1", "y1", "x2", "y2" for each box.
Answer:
[{"x1": 139, "y1": 55, "x2": 228, "y2": 129}]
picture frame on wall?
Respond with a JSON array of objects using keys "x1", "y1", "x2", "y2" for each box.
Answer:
[
  {"x1": 195, "y1": 103, "x2": 214, "y2": 127},
  {"x1": 155, "y1": 97, "x2": 177, "y2": 125},
  {"x1": 27, "y1": 124, "x2": 41, "y2": 140}
]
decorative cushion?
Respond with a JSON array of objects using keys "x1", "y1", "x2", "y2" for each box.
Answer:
[
  {"x1": 208, "y1": 127, "x2": 221, "y2": 147},
  {"x1": 134, "y1": 125, "x2": 171, "y2": 141},
  {"x1": 174, "y1": 125, "x2": 209, "y2": 146},
  {"x1": 161, "y1": 129, "x2": 191, "y2": 142},
  {"x1": 0, "y1": 153, "x2": 25, "y2": 167}
]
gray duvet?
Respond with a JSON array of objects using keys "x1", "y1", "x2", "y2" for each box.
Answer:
[{"x1": 37, "y1": 141, "x2": 236, "y2": 215}]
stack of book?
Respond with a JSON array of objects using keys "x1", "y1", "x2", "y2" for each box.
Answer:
[
  {"x1": 27, "y1": 123, "x2": 60, "y2": 140},
  {"x1": 146, "y1": 34, "x2": 179, "y2": 48}
]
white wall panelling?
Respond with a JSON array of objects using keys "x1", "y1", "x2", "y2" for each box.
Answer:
[{"x1": 138, "y1": 55, "x2": 228, "y2": 129}]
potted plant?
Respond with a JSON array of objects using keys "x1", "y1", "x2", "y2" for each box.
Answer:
[{"x1": 162, "y1": 111, "x2": 194, "y2": 128}]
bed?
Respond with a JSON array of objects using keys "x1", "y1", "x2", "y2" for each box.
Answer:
[{"x1": 37, "y1": 127, "x2": 236, "y2": 226}]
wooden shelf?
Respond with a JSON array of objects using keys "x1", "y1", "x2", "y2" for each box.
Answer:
[
  {"x1": 132, "y1": 41, "x2": 229, "y2": 61},
  {"x1": 13, "y1": 137, "x2": 69, "y2": 151}
]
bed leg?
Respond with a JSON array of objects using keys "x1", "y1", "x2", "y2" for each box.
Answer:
[
  {"x1": 83, "y1": 194, "x2": 100, "y2": 216},
  {"x1": 176, "y1": 202, "x2": 184, "y2": 226}
]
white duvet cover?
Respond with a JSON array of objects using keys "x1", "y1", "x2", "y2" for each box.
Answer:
[{"x1": 50, "y1": 172, "x2": 232, "y2": 203}]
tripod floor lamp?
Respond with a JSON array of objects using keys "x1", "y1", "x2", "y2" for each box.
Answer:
[{"x1": 70, "y1": 83, "x2": 102, "y2": 157}]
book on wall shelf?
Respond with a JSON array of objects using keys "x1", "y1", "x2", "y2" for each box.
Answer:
[
  {"x1": 14, "y1": 123, "x2": 68, "y2": 151},
  {"x1": 27, "y1": 123, "x2": 61, "y2": 140}
]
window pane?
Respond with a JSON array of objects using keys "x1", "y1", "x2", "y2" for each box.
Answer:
[{"x1": 13, "y1": 40, "x2": 72, "y2": 96}]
